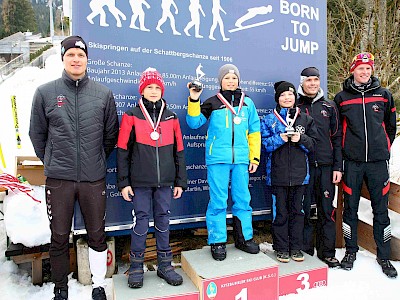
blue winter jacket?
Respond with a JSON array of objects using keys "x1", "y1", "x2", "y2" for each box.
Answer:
[{"x1": 186, "y1": 89, "x2": 261, "y2": 166}]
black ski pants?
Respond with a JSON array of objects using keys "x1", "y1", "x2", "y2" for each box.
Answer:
[
  {"x1": 342, "y1": 160, "x2": 391, "y2": 259},
  {"x1": 272, "y1": 185, "x2": 305, "y2": 252},
  {"x1": 303, "y1": 165, "x2": 337, "y2": 258},
  {"x1": 45, "y1": 178, "x2": 107, "y2": 290}
]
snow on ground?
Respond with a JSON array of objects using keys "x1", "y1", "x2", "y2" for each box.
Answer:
[{"x1": 1, "y1": 49, "x2": 400, "y2": 299}]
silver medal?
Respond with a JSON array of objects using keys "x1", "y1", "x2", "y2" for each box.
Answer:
[
  {"x1": 150, "y1": 131, "x2": 160, "y2": 141},
  {"x1": 233, "y1": 116, "x2": 242, "y2": 125}
]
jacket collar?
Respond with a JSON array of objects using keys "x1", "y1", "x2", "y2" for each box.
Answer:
[
  {"x1": 343, "y1": 75, "x2": 380, "y2": 94},
  {"x1": 62, "y1": 70, "x2": 89, "y2": 88},
  {"x1": 297, "y1": 85, "x2": 324, "y2": 104}
]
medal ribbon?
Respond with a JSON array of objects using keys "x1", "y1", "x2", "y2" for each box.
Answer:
[
  {"x1": 217, "y1": 92, "x2": 245, "y2": 117},
  {"x1": 273, "y1": 107, "x2": 299, "y2": 128},
  {"x1": 139, "y1": 98, "x2": 165, "y2": 133}
]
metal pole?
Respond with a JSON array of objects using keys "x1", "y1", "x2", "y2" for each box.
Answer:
[{"x1": 49, "y1": 0, "x2": 54, "y2": 39}]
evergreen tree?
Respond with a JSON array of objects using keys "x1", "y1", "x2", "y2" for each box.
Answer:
[{"x1": 1, "y1": 0, "x2": 37, "y2": 35}]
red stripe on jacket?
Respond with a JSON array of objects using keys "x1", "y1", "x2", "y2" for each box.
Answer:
[{"x1": 340, "y1": 97, "x2": 387, "y2": 106}]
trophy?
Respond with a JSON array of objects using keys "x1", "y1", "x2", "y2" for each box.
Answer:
[
  {"x1": 285, "y1": 126, "x2": 295, "y2": 137},
  {"x1": 189, "y1": 80, "x2": 203, "y2": 92}
]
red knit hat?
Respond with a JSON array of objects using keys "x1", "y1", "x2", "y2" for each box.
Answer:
[
  {"x1": 350, "y1": 52, "x2": 374, "y2": 73},
  {"x1": 139, "y1": 67, "x2": 165, "y2": 96}
]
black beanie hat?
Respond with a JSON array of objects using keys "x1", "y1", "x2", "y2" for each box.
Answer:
[
  {"x1": 300, "y1": 67, "x2": 320, "y2": 85},
  {"x1": 274, "y1": 81, "x2": 297, "y2": 102},
  {"x1": 61, "y1": 35, "x2": 88, "y2": 61}
]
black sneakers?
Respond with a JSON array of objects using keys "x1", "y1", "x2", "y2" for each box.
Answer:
[
  {"x1": 211, "y1": 243, "x2": 227, "y2": 261},
  {"x1": 341, "y1": 252, "x2": 356, "y2": 270},
  {"x1": 320, "y1": 256, "x2": 341, "y2": 268},
  {"x1": 92, "y1": 286, "x2": 107, "y2": 300},
  {"x1": 377, "y1": 258, "x2": 398, "y2": 278},
  {"x1": 290, "y1": 250, "x2": 304, "y2": 262},
  {"x1": 53, "y1": 288, "x2": 68, "y2": 300},
  {"x1": 235, "y1": 239, "x2": 260, "y2": 254},
  {"x1": 275, "y1": 251, "x2": 290, "y2": 263}
]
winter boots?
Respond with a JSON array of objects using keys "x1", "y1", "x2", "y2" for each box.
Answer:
[
  {"x1": 210, "y1": 243, "x2": 227, "y2": 261},
  {"x1": 376, "y1": 258, "x2": 398, "y2": 278},
  {"x1": 157, "y1": 251, "x2": 183, "y2": 286},
  {"x1": 233, "y1": 216, "x2": 260, "y2": 254},
  {"x1": 340, "y1": 252, "x2": 356, "y2": 270},
  {"x1": 53, "y1": 288, "x2": 68, "y2": 300},
  {"x1": 128, "y1": 252, "x2": 144, "y2": 288},
  {"x1": 91, "y1": 286, "x2": 107, "y2": 300}
]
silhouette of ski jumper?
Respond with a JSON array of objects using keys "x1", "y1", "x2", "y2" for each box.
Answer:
[
  {"x1": 229, "y1": 5, "x2": 274, "y2": 33},
  {"x1": 196, "y1": 63, "x2": 205, "y2": 80}
]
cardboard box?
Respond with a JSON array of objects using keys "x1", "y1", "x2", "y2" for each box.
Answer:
[{"x1": 15, "y1": 156, "x2": 45, "y2": 186}]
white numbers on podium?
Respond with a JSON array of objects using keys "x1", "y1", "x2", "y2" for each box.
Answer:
[
  {"x1": 295, "y1": 273, "x2": 310, "y2": 293},
  {"x1": 235, "y1": 287, "x2": 248, "y2": 300}
]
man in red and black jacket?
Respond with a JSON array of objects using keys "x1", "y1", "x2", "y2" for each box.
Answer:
[{"x1": 334, "y1": 52, "x2": 397, "y2": 278}]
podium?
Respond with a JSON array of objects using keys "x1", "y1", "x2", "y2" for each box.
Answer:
[
  {"x1": 264, "y1": 251, "x2": 328, "y2": 296},
  {"x1": 112, "y1": 245, "x2": 329, "y2": 299},
  {"x1": 113, "y1": 269, "x2": 199, "y2": 300},
  {"x1": 181, "y1": 244, "x2": 279, "y2": 300}
]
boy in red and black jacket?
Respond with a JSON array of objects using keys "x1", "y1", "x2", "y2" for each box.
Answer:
[{"x1": 117, "y1": 68, "x2": 187, "y2": 288}]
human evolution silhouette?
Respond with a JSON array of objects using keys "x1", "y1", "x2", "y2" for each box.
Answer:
[{"x1": 86, "y1": 0, "x2": 275, "y2": 42}]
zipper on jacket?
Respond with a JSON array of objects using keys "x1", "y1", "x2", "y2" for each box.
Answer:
[
  {"x1": 288, "y1": 138, "x2": 292, "y2": 186},
  {"x1": 231, "y1": 95, "x2": 235, "y2": 164},
  {"x1": 361, "y1": 91, "x2": 369, "y2": 161},
  {"x1": 350, "y1": 84, "x2": 377, "y2": 162},
  {"x1": 153, "y1": 103, "x2": 161, "y2": 186},
  {"x1": 75, "y1": 80, "x2": 81, "y2": 182},
  {"x1": 209, "y1": 136, "x2": 216, "y2": 155}
]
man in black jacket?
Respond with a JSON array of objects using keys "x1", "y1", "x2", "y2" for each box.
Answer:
[
  {"x1": 29, "y1": 36, "x2": 119, "y2": 299},
  {"x1": 334, "y1": 52, "x2": 397, "y2": 278},
  {"x1": 297, "y1": 67, "x2": 342, "y2": 268}
]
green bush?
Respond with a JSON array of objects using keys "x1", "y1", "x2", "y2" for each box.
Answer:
[{"x1": 30, "y1": 44, "x2": 52, "y2": 61}]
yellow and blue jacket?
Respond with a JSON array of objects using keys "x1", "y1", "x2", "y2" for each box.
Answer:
[{"x1": 186, "y1": 89, "x2": 260, "y2": 166}]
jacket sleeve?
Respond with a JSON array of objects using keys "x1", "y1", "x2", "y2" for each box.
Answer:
[
  {"x1": 329, "y1": 100, "x2": 343, "y2": 171},
  {"x1": 261, "y1": 115, "x2": 285, "y2": 153},
  {"x1": 299, "y1": 116, "x2": 316, "y2": 154},
  {"x1": 173, "y1": 116, "x2": 188, "y2": 189},
  {"x1": 29, "y1": 88, "x2": 48, "y2": 162},
  {"x1": 103, "y1": 91, "x2": 119, "y2": 158},
  {"x1": 117, "y1": 113, "x2": 135, "y2": 189},
  {"x1": 384, "y1": 90, "x2": 397, "y2": 145},
  {"x1": 186, "y1": 97, "x2": 209, "y2": 129},
  {"x1": 247, "y1": 99, "x2": 261, "y2": 165}
]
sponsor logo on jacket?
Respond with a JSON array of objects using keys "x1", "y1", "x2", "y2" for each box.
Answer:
[{"x1": 57, "y1": 94, "x2": 66, "y2": 107}]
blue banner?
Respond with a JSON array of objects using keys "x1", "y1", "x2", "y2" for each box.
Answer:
[{"x1": 72, "y1": 0, "x2": 327, "y2": 232}]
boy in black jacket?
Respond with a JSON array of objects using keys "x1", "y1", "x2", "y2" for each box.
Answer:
[
  {"x1": 117, "y1": 68, "x2": 187, "y2": 288},
  {"x1": 261, "y1": 81, "x2": 317, "y2": 263}
]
